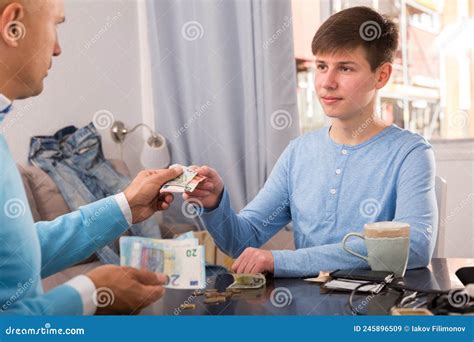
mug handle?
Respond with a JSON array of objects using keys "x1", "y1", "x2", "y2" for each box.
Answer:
[{"x1": 342, "y1": 233, "x2": 368, "y2": 261}]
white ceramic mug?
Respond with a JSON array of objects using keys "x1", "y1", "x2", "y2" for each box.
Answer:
[{"x1": 342, "y1": 221, "x2": 410, "y2": 277}]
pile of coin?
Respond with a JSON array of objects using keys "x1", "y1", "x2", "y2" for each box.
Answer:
[{"x1": 193, "y1": 288, "x2": 242, "y2": 305}]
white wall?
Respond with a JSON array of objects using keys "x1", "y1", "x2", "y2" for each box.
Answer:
[
  {"x1": 1, "y1": 0, "x2": 149, "y2": 176},
  {"x1": 431, "y1": 139, "x2": 474, "y2": 258}
]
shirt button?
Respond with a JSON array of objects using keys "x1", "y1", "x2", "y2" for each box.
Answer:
[
  {"x1": 341, "y1": 149, "x2": 348, "y2": 155},
  {"x1": 330, "y1": 189, "x2": 337, "y2": 195},
  {"x1": 335, "y1": 169, "x2": 342, "y2": 175}
]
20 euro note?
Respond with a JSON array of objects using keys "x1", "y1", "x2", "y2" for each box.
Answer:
[
  {"x1": 120, "y1": 236, "x2": 206, "y2": 289},
  {"x1": 120, "y1": 236, "x2": 198, "y2": 266},
  {"x1": 160, "y1": 164, "x2": 207, "y2": 193}
]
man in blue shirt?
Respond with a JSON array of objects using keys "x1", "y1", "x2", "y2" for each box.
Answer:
[
  {"x1": 185, "y1": 6, "x2": 438, "y2": 277},
  {"x1": 0, "y1": 0, "x2": 182, "y2": 314}
]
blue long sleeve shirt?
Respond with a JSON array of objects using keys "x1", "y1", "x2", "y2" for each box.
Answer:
[
  {"x1": 201, "y1": 125, "x2": 438, "y2": 277},
  {"x1": 0, "y1": 134, "x2": 129, "y2": 315}
]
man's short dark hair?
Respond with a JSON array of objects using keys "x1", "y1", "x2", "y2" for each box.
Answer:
[{"x1": 311, "y1": 6, "x2": 399, "y2": 71}]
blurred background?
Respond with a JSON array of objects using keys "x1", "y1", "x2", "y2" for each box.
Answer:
[{"x1": 294, "y1": 0, "x2": 473, "y2": 140}]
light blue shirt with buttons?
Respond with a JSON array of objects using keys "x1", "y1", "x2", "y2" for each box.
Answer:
[{"x1": 201, "y1": 124, "x2": 438, "y2": 277}]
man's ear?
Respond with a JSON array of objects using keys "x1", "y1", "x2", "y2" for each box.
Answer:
[
  {"x1": 375, "y1": 62, "x2": 392, "y2": 90},
  {"x1": 1, "y1": 3, "x2": 26, "y2": 48}
]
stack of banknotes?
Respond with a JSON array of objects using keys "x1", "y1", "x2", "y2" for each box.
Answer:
[
  {"x1": 160, "y1": 164, "x2": 207, "y2": 193},
  {"x1": 120, "y1": 233, "x2": 206, "y2": 290}
]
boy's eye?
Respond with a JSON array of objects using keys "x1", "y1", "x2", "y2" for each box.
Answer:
[
  {"x1": 316, "y1": 64, "x2": 327, "y2": 71},
  {"x1": 340, "y1": 67, "x2": 352, "y2": 72}
]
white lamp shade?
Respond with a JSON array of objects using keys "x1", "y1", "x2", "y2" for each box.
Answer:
[{"x1": 140, "y1": 133, "x2": 171, "y2": 169}]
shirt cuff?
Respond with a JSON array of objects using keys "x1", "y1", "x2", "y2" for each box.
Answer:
[
  {"x1": 66, "y1": 275, "x2": 97, "y2": 315},
  {"x1": 271, "y1": 249, "x2": 297, "y2": 278},
  {"x1": 202, "y1": 188, "x2": 228, "y2": 215},
  {"x1": 114, "y1": 192, "x2": 133, "y2": 226}
]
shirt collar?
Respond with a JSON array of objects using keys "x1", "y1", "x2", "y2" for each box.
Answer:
[{"x1": 0, "y1": 94, "x2": 13, "y2": 123}]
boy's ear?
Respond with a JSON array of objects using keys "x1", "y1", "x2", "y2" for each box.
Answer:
[{"x1": 375, "y1": 63, "x2": 392, "y2": 90}]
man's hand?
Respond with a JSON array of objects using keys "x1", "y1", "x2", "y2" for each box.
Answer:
[
  {"x1": 124, "y1": 168, "x2": 183, "y2": 224},
  {"x1": 86, "y1": 265, "x2": 168, "y2": 315},
  {"x1": 183, "y1": 166, "x2": 224, "y2": 210},
  {"x1": 232, "y1": 247, "x2": 275, "y2": 274}
]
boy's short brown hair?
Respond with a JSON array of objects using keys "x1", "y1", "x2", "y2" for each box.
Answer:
[{"x1": 311, "y1": 6, "x2": 399, "y2": 71}]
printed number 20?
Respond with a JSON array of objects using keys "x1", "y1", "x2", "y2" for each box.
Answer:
[{"x1": 186, "y1": 249, "x2": 197, "y2": 257}]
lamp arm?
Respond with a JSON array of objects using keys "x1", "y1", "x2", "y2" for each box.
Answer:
[
  {"x1": 110, "y1": 120, "x2": 162, "y2": 146},
  {"x1": 129, "y1": 123, "x2": 164, "y2": 148},
  {"x1": 128, "y1": 123, "x2": 157, "y2": 137}
]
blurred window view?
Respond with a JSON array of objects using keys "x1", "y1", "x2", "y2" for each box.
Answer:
[{"x1": 292, "y1": 0, "x2": 474, "y2": 139}]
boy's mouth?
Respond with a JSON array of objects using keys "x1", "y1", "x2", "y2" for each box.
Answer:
[{"x1": 321, "y1": 96, "x2": 343, "y2": 105}]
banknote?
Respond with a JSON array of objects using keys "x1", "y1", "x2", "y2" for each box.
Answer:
[
  {"x1": 160, "y1": 164, "x2": 207, "y2": 193},
  {"x1": 175, "y1": 231, "x2": 195, "y2": 240},
  {"x1": 120, "y1": 236, "x2": 206, "y2": 289},
  {"x1": 226, "y1": 273, "x2": 266, "y2": 290},
  {"x1": 120, "y1": 236, "x2": 199, "y2": 266}
]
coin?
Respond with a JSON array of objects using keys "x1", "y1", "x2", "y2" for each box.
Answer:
[
  {"x1": 218, "y1": 291, "x2": 233, "y2": 299},
  {"x1": 205, "y1": 292, "x2": 219, "y2": 298},
  {"x1": 204, "y1": 296, "x2": 226, "y2": 304},
  {"x1": 179, "y1": 304, "x2": 196, "y2": 310}
]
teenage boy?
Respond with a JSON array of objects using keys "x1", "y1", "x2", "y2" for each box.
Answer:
[{"x1": 184, "y1": 6, "x2": 437, "y2": 277}]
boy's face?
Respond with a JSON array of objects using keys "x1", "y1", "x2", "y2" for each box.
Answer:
[{"x1": 314, "y1": 46, "x2": 380, "y2": 121}]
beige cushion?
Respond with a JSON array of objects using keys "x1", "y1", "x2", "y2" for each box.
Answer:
[
  {"x1": 17, "y1": 164, "x2": 42, "y2": 222},
  {"x1": 18, "y1": 159, "x2": 131, "y2": 222},
  {"x1": 18, "y1": 164, "x2": 70, "y2": 221}
]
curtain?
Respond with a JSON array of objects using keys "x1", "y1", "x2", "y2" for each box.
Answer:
[{"x1": 146, "y1": 0, "x2": 299, "y2": 225}]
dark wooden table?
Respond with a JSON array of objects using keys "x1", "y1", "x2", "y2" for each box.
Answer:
[{"x1": 142, "y1": 258, "x2": 473, "y2": 316}]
